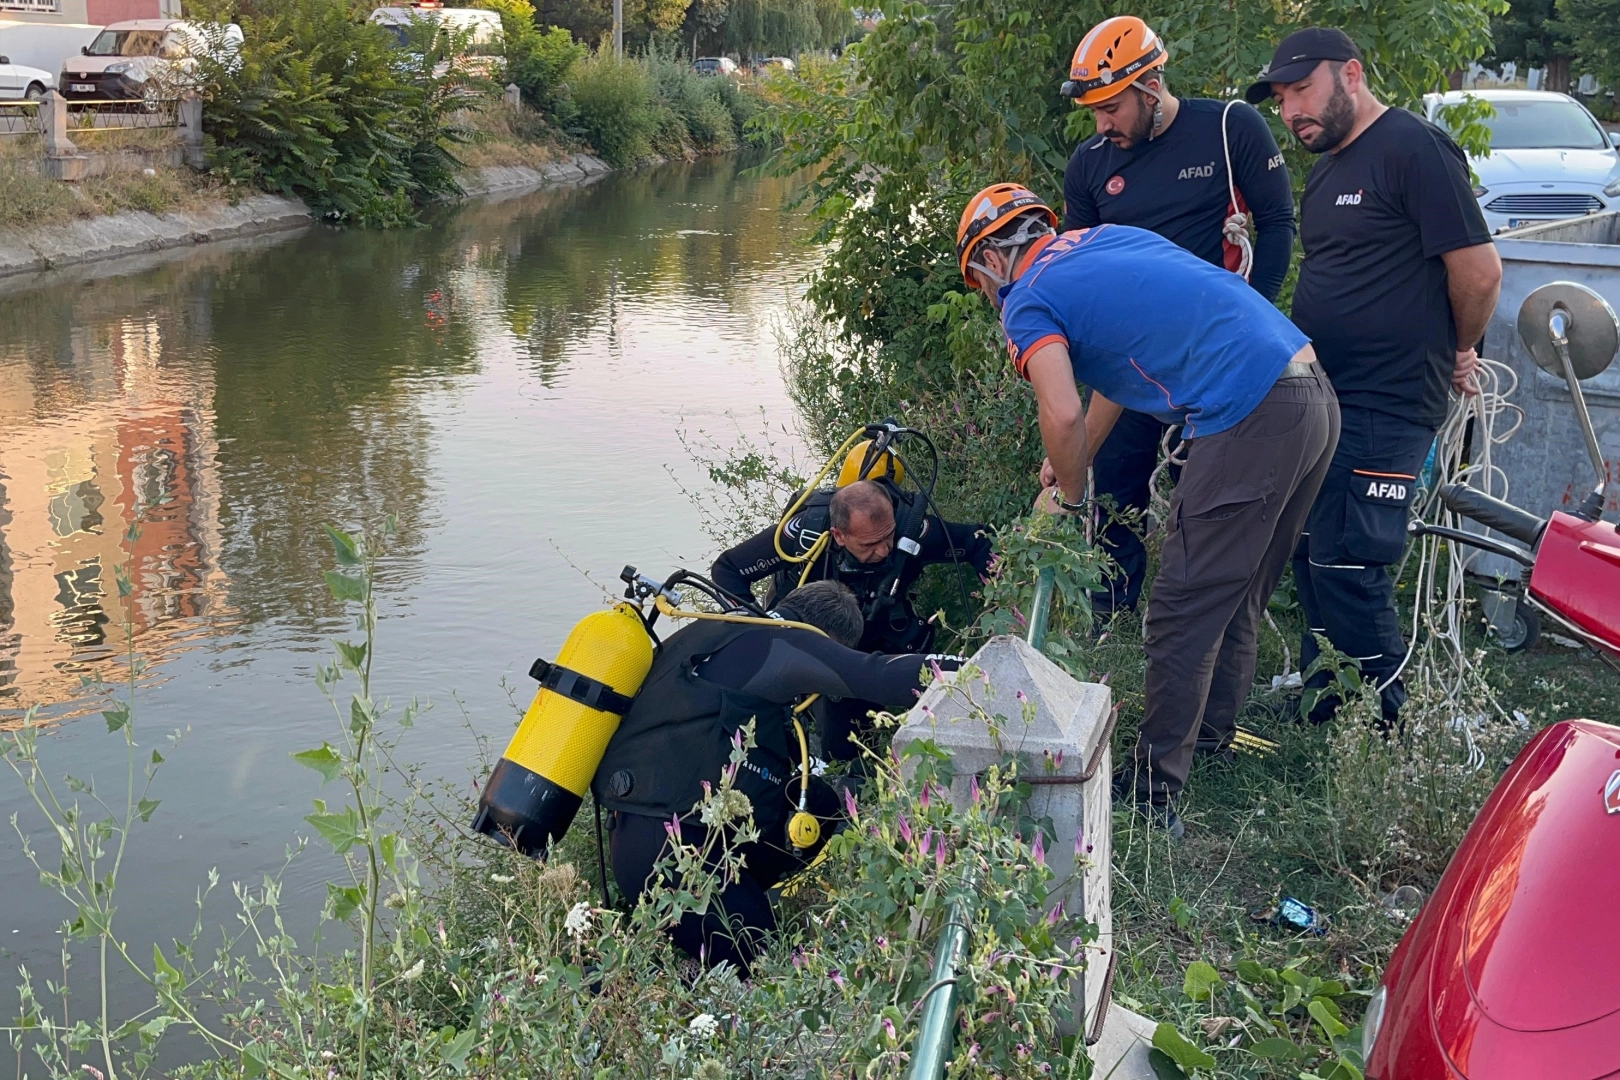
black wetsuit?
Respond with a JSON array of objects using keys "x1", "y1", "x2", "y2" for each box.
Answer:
[
  {"x1": 599, "y1": 618, "x2": 958, "y2": 973},
  {"x1": 710, "y1": 490, "x2": 993, "y2": 654}
]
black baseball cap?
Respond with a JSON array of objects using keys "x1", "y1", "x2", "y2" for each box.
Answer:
[{"x1": 1244, "y1": 27, "x2": 1363, "y2": 103}]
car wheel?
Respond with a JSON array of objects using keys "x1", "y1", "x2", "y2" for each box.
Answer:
[
  {"x1": 24, "y1": 82, "x2": 45, "y2": 101},
  {"x1": 141, "y1": 82, "x2": 162, "y2": 114}
]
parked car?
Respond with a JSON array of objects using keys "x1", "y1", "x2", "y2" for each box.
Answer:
[
  {"x1": 1425, "y1": 89, "x2": 1620, "y2": 233},
  {"x1": 0, "y1": 54, "x2": 53, "y2": 98},
  {"x1": 368, "y1": 4, "x2": 503, "y2": 78},
  {"x1": 759, "y1": 56, "x2": 795, "y2": 73},
  {"x1": 59, "y1": 19, "x2": 242, "y2": 106},
  {"x1": 693, "y1": 56, "x2": 737, "y2": 76},
  {"x1": 0, "y1": 20, "x2": 101, "y2": 87}
]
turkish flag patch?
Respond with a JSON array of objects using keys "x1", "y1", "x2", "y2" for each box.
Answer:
[{"x1": 1105, "y1": 175, "x2": 1125, "y2": 196}]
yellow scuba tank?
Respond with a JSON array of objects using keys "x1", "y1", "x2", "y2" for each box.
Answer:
[
  {"x1": 836, "y1": 438, "x2": 906, "y2": 488},
  {"x1": 472, "y1": 602, "x2": 654, "y2": 857}
]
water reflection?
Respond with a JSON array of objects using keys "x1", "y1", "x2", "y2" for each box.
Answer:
[{"x1": 0, "y1": 154, "x2": 811, "y2": 724}]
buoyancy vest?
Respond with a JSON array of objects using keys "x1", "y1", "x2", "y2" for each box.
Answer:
[
  {"x1": 767, "y1": 487, "x2": 934, "y2": 654},
  {"x1": 593, "y1": 619, "x2": 797, "y2": 832}
]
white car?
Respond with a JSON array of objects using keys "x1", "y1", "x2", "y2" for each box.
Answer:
[
  {"x1": 1426, "y1": 89, "x2": 1620, "y2": 234},
  {"x1": 0, "y1": 54, "x2": 53, "y2": 99},
  {"x1": 60, "y1": 20, "x2": 243, "y2": 105}
]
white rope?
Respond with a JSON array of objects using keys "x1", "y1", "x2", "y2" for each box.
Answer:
[
  {"x1": 1378, "y1": 355, "x2": 1525, "y2": 739},
  {"x1": 1220, "y1": 100, "x2": 1253, "y2": 282}
]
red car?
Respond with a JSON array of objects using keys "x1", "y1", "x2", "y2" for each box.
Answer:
[{"x1": 1362, "y1": 718, "x2": 1620, "y2": 1078}]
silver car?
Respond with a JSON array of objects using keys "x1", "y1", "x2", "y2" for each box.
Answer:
[{"x1": 1425, "y1": 89, "x2": 1620, "y2": 234}]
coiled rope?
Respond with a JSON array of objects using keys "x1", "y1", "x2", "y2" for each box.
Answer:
[{"x1": 1221, "y1": 100, "x2": 1253, "y2": 283}]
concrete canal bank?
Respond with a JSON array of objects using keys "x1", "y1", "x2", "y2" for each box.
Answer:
[{"x1": 0, "y1": 154, "x2": 611, "y2": 281}]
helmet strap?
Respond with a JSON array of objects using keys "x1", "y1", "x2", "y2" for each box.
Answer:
[{"x1": 1138, "y1": 80, "x2": 1166, "y2": 140}]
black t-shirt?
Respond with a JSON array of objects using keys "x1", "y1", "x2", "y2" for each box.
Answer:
[
  {"x1": 1291, "y1": 107, "x2": 1492, "y2": 428},
  {"x1": 1061, "y1": 98, "x2": 1295, "y2": 302}
]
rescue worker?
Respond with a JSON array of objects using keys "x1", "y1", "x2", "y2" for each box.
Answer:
[
  {"x1": 1058, "y1": 16, "x2": 1295, "y2": 619},
  {"x1": 1245, "y1": 29, "x2": 1501, "y2": 726},
  {"x1": 956, "y1": 185, "x2": 1338, "y2": 835},
  {"x1": 595, "y1": 580, "x2": 960, "y2": 972},
  {"x1": 711, "y1": 481, "x2": 989, "y2": 762}
]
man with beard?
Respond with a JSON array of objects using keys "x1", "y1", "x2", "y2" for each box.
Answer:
[
  {"x1": 1246, "y1": 29, "x2": 1501, "y2": 727},
  {"x1": 1057, "y1": 16, "x2": 1294, "y2": 625}
]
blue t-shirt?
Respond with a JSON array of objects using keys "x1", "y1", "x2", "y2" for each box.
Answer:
[{"x1": 1000, "y1": 225, "x2": 1309, "y2": 439}]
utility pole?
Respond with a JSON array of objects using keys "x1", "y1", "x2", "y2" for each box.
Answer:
[{"x1": 613, "y1": 0, "x2": 623, "y2": 58}]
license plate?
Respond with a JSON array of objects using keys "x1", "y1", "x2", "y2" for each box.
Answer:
[
  {"x1": 71, "y1": 83, "x2": 94, "y2": 92},
  {"x1": 1508, "y1": 218, "x2": 1525, "y2": 228}
]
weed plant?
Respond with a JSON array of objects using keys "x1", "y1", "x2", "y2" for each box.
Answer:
[{"x1": 5, "y1": 519, "x2": 1109, "y2": 1078}]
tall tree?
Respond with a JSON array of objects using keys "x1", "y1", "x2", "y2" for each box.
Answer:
[
  {"x1": 1487, "y1": 0, "x2": 1572, "y2": 90},
  {"x1": 1560, "y1": 0, "x2": 1620, "y2": 91}
]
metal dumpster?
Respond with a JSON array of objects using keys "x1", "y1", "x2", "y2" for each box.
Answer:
[{"x1": 1472, "y1": 212, "x2": 1620, "y2": 593}]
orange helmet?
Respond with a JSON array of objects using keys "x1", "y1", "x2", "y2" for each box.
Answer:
[
  {"x1": 956, "y1": 183, "x2": 1058, "y2": 289},
  {"x1": 1061, "y1": 16, "x2": 1167, "y2": 106}
]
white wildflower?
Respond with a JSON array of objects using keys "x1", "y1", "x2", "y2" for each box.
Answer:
[
  {"x1": 400, "y1": 959, "x2": 425, "y2": 981},
  {"x1": 688, "y1": 1012, "x2": 719, "y2": 1040},
  {"x1": 490, "y1": 873, "x2": 516, "y2": 884},
  {"x1": 700, "y1": 788, "x2": 753, "y2": 827},
  {"x1": 564, "y1": 900, "x2": 594, "y2": 941}
]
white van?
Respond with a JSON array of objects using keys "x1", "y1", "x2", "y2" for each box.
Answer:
[
  {"x1": 59, "y1": 19, "x2": 242, "y2": 105},
  {"x1": 368, "y1": 4, "x2": 502, "y2": 56}
]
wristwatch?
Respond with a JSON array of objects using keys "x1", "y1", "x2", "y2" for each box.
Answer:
[{"x1": 1056, "y1": 491, "x2": 1086, "y2": 513}]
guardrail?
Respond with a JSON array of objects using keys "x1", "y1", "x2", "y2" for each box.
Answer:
[
  {"x1": 5, "y1": 90, "x2": 203, "y2": 178},
  {"x1": 906, "y1": 564, "x2": 1057, "y2": 1080}
]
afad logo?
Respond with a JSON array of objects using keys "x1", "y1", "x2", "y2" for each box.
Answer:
[
  {"x1": 1335, "y1": 189, "x2": 1364, "y2": 206},
  {"x1": 1365, "y1": 479, "x2": 1407, "y2": 500},
  {"x1": 1105, "y1": 175, "x2": 1125, "y2": 195},
  {"x1": 1178, "y1": 162, "x2": 1215, "y2": 180}
]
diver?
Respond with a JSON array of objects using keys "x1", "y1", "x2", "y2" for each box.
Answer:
[
  {"x1": 712, "y1": 481, "x2": 992, "y2": 653},
  {"x1": 594, "y1": 580, "x2": 961, "y2": 975},
  {"x1": 711, "y1": 478, "x2": 989, "y2": 762}
]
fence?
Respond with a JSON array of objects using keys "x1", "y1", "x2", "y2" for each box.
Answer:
[{"x1": 1, "y1": 90, "x2": 203, "y2": 179}]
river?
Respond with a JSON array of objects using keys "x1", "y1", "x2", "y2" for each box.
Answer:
[{"x1": 0, "y1": 156, "x2": 814, "y2": 1017}]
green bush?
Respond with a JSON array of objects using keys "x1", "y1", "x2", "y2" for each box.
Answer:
[
  {"x1": 476, "y1": 0, "x2": 585, "y2": 117},
  {"x1": 191, "y1": 0, "x2": 470, "y2": 226},
  {"x1": 648, "y1": 52, "x2": 737, "y2": 153},
  {"x1": 566, "y1": 52, "x2": 658, "y2": 166}
]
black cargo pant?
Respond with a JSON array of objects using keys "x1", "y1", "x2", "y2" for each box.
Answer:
[
  {"x1": 1293, "y1": 405, "x2": 1435, "y2": 725},
  {"x1": 1128, "y1": 370, "x2": 1340, "y2": 804}
]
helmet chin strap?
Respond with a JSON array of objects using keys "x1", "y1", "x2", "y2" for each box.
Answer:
[
  {"x1": 1139, "y1": 81, "x2": 1166, "y2": 140},
  {"x1": 969, "y1": 214, "x2": 1053, "y2": 293}
]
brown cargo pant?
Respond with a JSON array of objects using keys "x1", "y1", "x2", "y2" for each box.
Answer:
[{"x1": 1127, "y1": 369, "x2": 1340, "y2": 805}]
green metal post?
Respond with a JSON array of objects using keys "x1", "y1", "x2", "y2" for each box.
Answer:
[
  {"x1": 908, "y1": 566, "x2": 1058, "y2": 1080},
  {"x1": 906, "y1": 900, "x2": 971, "y2": 1080},
  {"x1": 1027, "y1": 566, "x2": 1056, "y2": 651}
]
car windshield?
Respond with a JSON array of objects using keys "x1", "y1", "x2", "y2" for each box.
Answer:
[
  {"x1": 1470, "y1": 99, "x2": 1610, "y2": 150},
  {"x1": 86, "y1": 29, "x2": 167, "y2": 57}
]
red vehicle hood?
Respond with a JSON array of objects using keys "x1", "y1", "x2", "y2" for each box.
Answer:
[{"x1": 1371, "y1": 719, "x2": 1620, "y2": 1079}]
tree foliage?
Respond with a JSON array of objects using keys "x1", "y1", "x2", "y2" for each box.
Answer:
[
  {"x1": 1559, "y1": 0, "x2": 1620, "y2": 90},
  {"x1": 759, "y1": 0, "x2": 1502, "y2": 526}
]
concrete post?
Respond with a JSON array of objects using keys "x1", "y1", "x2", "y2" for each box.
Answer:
[
  {"x1": 894, "y1": 636, "x2": 1114, "y2": 1033},
  {"x1": 504, "y1": 83, "x2": 521, "y2": 108},
  {"x1": 39, "y1": 90, "x2": 89, "y2": 181},
  {"x1": 893, "y1": 636, "x2": 1154, "y2": 1076},
  {"x1": 178, "y1": 93, "x2": 205, "y2": 170}
]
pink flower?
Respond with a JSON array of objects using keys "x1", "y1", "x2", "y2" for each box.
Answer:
[
  {"x1": 881, "y1": 1017, "x2": 896, "y2": 1040},
  {"x1": 919, "y1": 828, "x2": 934, "y2": 858},
  {"x1": 1012, "y1": 606, "x2": 1027, "y2": 627},
  {"x1": 1098, "y1": 671, "x2": 1111, "y2": 686},
  {"x1": 792, "y1": 948, "x2": 804, "y2": 970},
  {"x1": 1047, "y1": 900, "x2": 1064, "y2": 926},
  {"x1": 1054, "y1": 748, "x2": 1064, "y2": 769},
  {"x1": 968, "y1": 1043, "x2": 981, "y2": 1061},
  {"x1": 1015, "y1": 689, "x2": 1028, "y2": 704},
  {"x1": 843, "y1": 786, "x2": 859, "y2": 820},
  {"x1": 1074, "y1": 827, "x2": 1085, "y2": 859},
  {"x1": 935, "y1": 836, "x2": 948, "y2": 871},
  {"x1": 732, "y1": 729, "x2": 744, "y2": 750},
  {"x1": 701, "y1": 780, "x2": 712, "y2": 796},
  {"x1": 930, "y1": 659, "x2": 945, "y2": 681},
  {"x1": 970, "y1": 774, "x2": 981, "y2": 804},
  {"x1": 919, "y1": 784, "x2": 931, "y2": 810},
  {"x1": 898, "y1": 813, "x2": 913, "y2": 846},
  {"x1": 668, "y1": 814, "x2": 683, "y2": 842},
  {"x1": 1016, "y1": 1043, "x2": 1031, "y2": 1059},
  {"x1": 829, "y1": 969, "x2": 846, "y2": 989},
  {"x1": 1032, "y1": 831, "x2": 1045, "y2": 867}
]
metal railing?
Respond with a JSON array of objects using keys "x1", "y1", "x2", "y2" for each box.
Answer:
[{"x1": 906, "y1": 565, "x2": 1056, "y2": 1080}]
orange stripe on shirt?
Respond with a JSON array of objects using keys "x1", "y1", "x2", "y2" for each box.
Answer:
[{"x1": 1011, "y1": 333, "x2": 1068, "y2": 379}]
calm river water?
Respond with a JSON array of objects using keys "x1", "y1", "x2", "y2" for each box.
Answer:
[{"x1": 0, "y1": 157, "x2": 813, "y2": 1008}]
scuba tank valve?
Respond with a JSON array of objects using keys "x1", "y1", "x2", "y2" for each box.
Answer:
[
  {"x1": 787, "y1": 695, "x2": 821, "y2": 850},
  {"x1": 472, "y1": 602, "x2": 655, "y2": 858}
]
